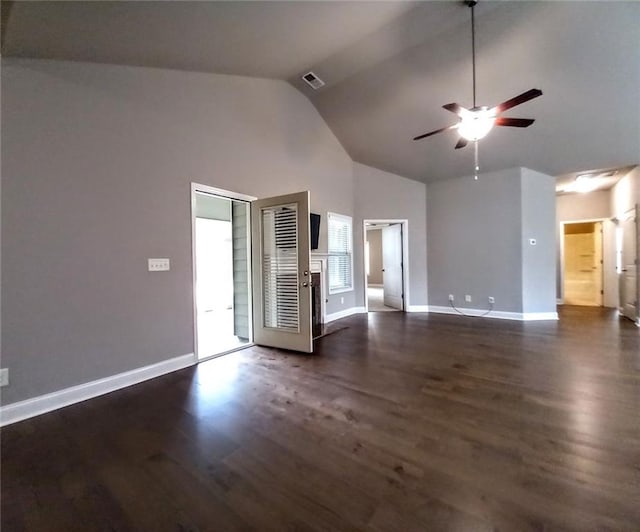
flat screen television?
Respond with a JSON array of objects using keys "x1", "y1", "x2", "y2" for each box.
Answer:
[{"x1": 310, "y1": 213, "x2": 321, "y2": 250}]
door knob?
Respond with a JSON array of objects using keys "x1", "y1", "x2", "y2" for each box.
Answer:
[{"x1": 301, "y1": 282, "x2": 309, "y2": 287}]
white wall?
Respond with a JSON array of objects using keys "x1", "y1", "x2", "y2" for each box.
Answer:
[
  {"x1": 610, "y1": 166, "x2": 640, "y2": 316},
  {"x1": 611, "y1": 166, "x2": 640, "y2": 219},
  {"x1": 2, "y1": 58, "x2": 359, "y2": 404},
  {"x1": 353, "y1": 162, "x2": 428, "y2": 309},
  {"x1": 557, "y1": 190, "x2": 611, "y2": 221}
]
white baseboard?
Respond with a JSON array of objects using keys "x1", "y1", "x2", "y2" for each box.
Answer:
[
  {"x1": 367, "y1": 284, "x2": 383, "y2": 288},
  {"x1": 428, "y1": 306, "x2": 558, "y2": 321},
  {"x1": 522, "y1": 312, "x2": 560, "y2": 321},
  {"x1": 325, "y1": 306, "x2": 366, "y2": 323},
  {"x1": 556, "y1": 298, "x2": 564, "y2": 305},
  {"x1": 407, "y1": 305, "x2": 429, "y2": 312},
  {"x1": 0, "y1": 353, "x2": 195, "y2": 427}
]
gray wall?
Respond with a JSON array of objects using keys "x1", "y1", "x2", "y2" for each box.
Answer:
[
  {"x1": 427, "y1": 168, "x2": 523, "y2": 312},
  {"x1": 1, "y1": 58, "x2": 356, "y2": 404},
  {"x1": 366, "y1": 228, "x2": 383, "y2": 284},
  {"x1": 427, "y1": 167, "x2": 556, "y2": 315},
  {"x1": 521, "y1": 169, "x2": 557, "y2": 313},
  {"x1": 353, "y1": 162, "x2": 428, "y2": 308}
]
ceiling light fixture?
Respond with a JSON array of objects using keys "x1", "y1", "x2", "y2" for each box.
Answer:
[
  {"x1": 562, "y1": 175, "x2": 602, "y2": 194},
  {"x1": 457, "y1": 2, "x2": 495, "y2": 143},
  {"x1": 458, "y1": 107, "x2": 496, "y2": 142},
  {"x1": 412, "y1": 0, "x2": 543, "y2": 181}
]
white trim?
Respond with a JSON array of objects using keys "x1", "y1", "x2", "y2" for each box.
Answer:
[
  {"x1": 191, "y1": 183, "x2": 256, "y2": 203},
  {"x1": 191, "y1": 183, "x2": 256, "y2": 361},
  {"x1": 522, "y1": 312, "x2": 560, "y2": 321},
  {"x1": 556, "y1": 298, "x2": 564, "y2": 305},
  {"x1": 428, "y1": 306, "x2": 558, "y2": 321},
  {"x1": 407, "y1": 305, "x2": 429, "y2": 312},
  {"x1": 368, "y1": 283, "x2": 383, "y2": 288},
  {"x1": 362, "y1": 219, "x2": 410, "y2": 312},
  {"x1": 310, "y1": 256, "x2": 328, "y2": 325},
  {"x1": 325, "y1": 306, "x2": 366, "y2": 323},
  {"x1": 0, "y1": 353, "x2": 195, "y2": 427}
]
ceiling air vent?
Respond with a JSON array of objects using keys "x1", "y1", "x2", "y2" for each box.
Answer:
[{"x1": 302, "y1": 71, "x2": 325, "y2": 90}]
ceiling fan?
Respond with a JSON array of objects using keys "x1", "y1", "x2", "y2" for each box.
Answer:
[{"x1": 413, "y1": 0, "x2": 542, "y2": 149}]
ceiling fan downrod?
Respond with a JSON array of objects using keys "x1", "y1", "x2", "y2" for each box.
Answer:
[{"x1": 466, "y1": 0, "x2": 478, "y2": 109}]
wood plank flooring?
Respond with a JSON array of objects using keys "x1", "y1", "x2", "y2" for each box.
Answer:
[{"x1": 2, "y1": 307, "x2": 640, "y2": 531}]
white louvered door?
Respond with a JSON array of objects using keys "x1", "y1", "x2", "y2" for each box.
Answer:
[{"x1": 251, "y1": 191, "x2": 313, "y2": 353}]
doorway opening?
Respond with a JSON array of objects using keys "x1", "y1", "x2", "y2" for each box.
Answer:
[
  {"x1": 192, "y1": 184, "x2": 254, "y2": 361},
  {"x1": 562, "y1": 221, "x2": 603, "y2": 306},
  {"x1": 363, "y1": 220, "x2": 409, "y2": 312}
]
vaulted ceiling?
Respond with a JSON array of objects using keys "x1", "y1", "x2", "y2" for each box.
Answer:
[{"x1": 3, "y1": 1, "x2": 639, "y2": 184}]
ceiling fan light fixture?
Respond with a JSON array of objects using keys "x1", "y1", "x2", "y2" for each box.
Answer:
[{"x1": 458, "y1": 108, "x2": 496, "y2": 141}]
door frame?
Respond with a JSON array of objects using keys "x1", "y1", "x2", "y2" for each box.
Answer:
[
  {"x1": 191, "y1": 183, "x2": 256, "y2": 362},
  {"x1": 559, "y1": 217, "x2": 606, "y2": 306},
  {"x1": 362, "y1": 219, "x2": 409, "y2": 312}
]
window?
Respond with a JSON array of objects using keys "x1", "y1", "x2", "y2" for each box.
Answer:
[{"x1": 327, "y1": 212, "x2": 353, "y2": 294}]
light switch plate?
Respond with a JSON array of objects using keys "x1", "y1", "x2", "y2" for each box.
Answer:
[
  {"x1": 148, "y1": 258, "x2": 170, "y2": 271},
  {"x1": 0, "y1": 368, "x2": 9, "y2": 387}
]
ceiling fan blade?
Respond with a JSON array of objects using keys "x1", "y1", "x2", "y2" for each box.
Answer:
[
  {"x1": 413, "y1": 124, "x2": 457, "y2": 141},
  {"x1": 443, "y1": 103, "x2": 463, "y2": 115},
  {"x1": 443, "y1": 103, "x2": 473, "y2": 118},
  {"x1": 454, "y1": 137, "x2": 468, "y2": 149},
  {"x1": 495, "y1": 117, "x2": 535, "y2": 127},
  {"x1": 494, "y1": 89, "x2": 542, "y2": 113}
]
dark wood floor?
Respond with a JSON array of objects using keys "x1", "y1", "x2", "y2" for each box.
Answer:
[{"x1": 2, "y1": 307, "x2": 640, "y2": 531}]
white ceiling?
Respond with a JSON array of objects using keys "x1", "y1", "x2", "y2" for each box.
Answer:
[{"x1": 3, "y1": 1, "x2": 639, "y2": 185}]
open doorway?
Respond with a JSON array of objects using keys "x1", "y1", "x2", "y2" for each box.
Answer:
[
  {"x1": 363, "y1": 220, "x2": 408, "y2": 312},
  {"x1": 562, "y1": 221, "x2": 603, "y2": 306},
  {"x1": 192, "y1": 185, "x2": 254, "y2": 360}
]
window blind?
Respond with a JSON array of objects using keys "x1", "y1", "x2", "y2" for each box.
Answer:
[
  {"x1": 261, "y1": 205, "x2": 299, "y2": 330},
  {"x1": 328, "y1": 213, "x2": 353, "y2": 293}
]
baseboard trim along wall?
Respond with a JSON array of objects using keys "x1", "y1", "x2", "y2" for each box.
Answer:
[
  {"x1": 325, "y1": 306, "x2": 366, "y2": 323},
  {"x1": 0, "y1": 353, "x2": 196, "y2": 427},
  {"x1": 428, "y1": 306, "x2": 559, "y2": 321},
  {"x1": 407, "y1": 305, "x2": 429, "y2": 312}
]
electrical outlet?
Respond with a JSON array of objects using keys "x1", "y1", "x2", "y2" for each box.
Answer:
[
  {"x1": 488, "y1": 296, "x2": 495, "y2": 304},
  {"x1": 148, "y1": 258, "x2": 170, "y2": 271},
  {"x1": 465, "y1": 295, "x2": 472, "y2": 303},
  {"x1": 448, "y1": 294, "x2": 454, "y2": 302},
  {"x1": 0, "y1": 368, "x2": 8, "y2": 387}
]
